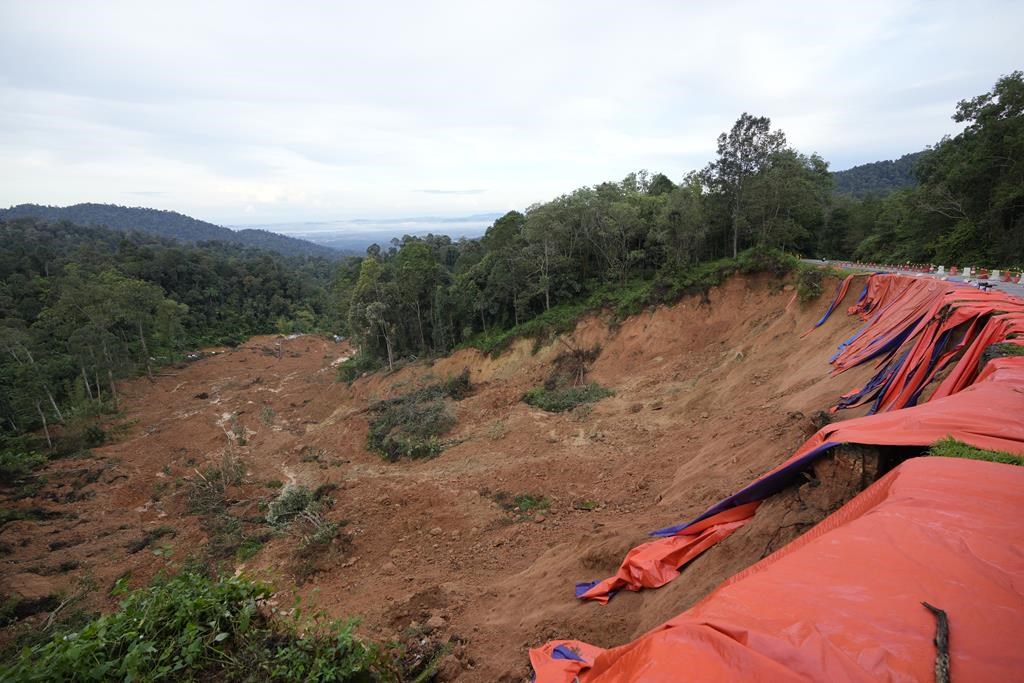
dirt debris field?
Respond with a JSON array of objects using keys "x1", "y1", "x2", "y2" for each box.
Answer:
[{"x1": 0, "y1": 273, "x2": 880, "y2": 681}]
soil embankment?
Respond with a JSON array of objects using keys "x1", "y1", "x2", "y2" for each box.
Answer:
[{"x1": 0, "y1": 273, "x2": 878, "y2": 681}]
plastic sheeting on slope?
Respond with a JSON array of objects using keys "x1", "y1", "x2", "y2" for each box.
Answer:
[
  {"x1": 828, "y1": 277, "x2": 1024, "y2": 413},
  {"x1": 533, "y1": 457, "x2": 1024, "y2": 682},
  {"x1": 577, "y1": 353, "x2": 1024, "y2": 602},
  {"x1": 577, "y1": 273, "x2": 1024, "y2": 604}
]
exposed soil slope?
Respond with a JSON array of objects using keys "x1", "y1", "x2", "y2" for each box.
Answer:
[{"x1": 0, "y1": 273, "x2": 877, "y2": 681}]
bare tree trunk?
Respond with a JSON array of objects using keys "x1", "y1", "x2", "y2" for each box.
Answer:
[
  {"x1": 101, "y1": 339, "x2": 119, "y2": 410},
  {"x1": 81, "y1": 366, "x2": 94, "y2": 400},
  {"x1": 414, "y1": 300, "x2": 426, "y2": 352},
  {"x1": 46, "y1": 388, "x2": 64, "y2": 423},
  {"x1": 35, "y1": 401, "x2": 52, "y2": 450},
  {"x1": 137, "y1": 320, "x2": 154, "y2": 381},
  {"x1": 380, "y1": 324, "x2": 394, "y2": 371}
]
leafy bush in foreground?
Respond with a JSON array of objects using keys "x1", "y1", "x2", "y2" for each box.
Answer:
[
  {"x1": 523, "y1": 383, "x2": 613, "y2": 413},
  {"x1": 0, "y1": 572, "x2": 389, "y2": 682}
]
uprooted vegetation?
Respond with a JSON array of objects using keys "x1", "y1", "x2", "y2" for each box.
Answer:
[
  {"x1": 266, "y1": 483, "x2": 348, "y2": 578},
  {"x1": 366, "y1": 370, "x2": 473, "y2": 460},
  {"x1": 523, "y1": 343, "x2": 613, "y2": 413}
]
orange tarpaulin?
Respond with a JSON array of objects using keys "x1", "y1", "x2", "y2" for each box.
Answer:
[
  {"x1": 533, "y1": 457, "x2": 1024, "y2": 682},
  {"x1": 580, "y1": 275, "x2": 1024, "y2": 604}
]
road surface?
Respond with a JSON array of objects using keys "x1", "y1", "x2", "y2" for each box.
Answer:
[{"x1": 804, "y1": 260, "x2": 1024, "y2": 301}]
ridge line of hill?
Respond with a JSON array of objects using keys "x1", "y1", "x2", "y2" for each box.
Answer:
[{"x1": 0, "y1": 203, "x2": 346, "y2": 259}]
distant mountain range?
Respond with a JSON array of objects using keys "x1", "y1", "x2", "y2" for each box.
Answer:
[
  {"x1": 231, "y1": 214, "x2": 502, "y2": 253},
  {"x1": 832, "y1": 151, "x2": 929, "y2": 198},
  {"x1": 0, "y1": 203, "x2": 344, "y2": 259}
]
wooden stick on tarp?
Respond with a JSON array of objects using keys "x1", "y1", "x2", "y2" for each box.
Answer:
[{"x1": 922, "y1": 601, "x2": 950, "y2": 683}]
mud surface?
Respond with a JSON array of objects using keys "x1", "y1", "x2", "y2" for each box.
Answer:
[{"x1": 0, "y1": 273, "x2": 879, "y2": 680}]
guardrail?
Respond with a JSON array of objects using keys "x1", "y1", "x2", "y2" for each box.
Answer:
[{"x1": 828, "y1": 261, "x2": 1023, "y2": 284}]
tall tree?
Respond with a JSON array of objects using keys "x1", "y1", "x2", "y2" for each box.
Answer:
[{"x1": 703, "y1": 114, "x2": 788, "y2": 257}]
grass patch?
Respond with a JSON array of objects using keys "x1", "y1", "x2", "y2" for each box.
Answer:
[
  {"x1": 980, "y1": 342, "x2": 1024, "y2": 371},
  {"x1": 523, "y1": 383, "x2": 613, "y2": 413},
  {"x1": 0, "y1": 571, "x2": 395, "y2": 682},
  {"x1": 366, "y1": 370, "x2": 472, "y2": 461},
  {"x1": 487, "y1": 491, "x2": 551, "y2": 521},
  {"x1": 928, "y1": 437, "x2": 1023, "y2": 465},
  {"x1": 235, "y1": 535, "x2": 270, "y2": 562}
]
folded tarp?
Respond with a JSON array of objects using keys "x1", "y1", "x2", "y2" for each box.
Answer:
[
  {"x1": 534, "y1": 457, "x2": 1024, "y2": 682},
  {"x1": 830, "y1": 279, "x2": 1024, "y2": 413}
]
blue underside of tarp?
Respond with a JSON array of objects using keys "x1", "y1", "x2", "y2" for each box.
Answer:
[
  {"x1": 551, "y1": 645, "x2": 587, "y2": 662},
  {"x1": 811, "y1": 279, "x2": 854, "y2": 329},
  {"x1": 649, "y1": 441, "x2": 841, "y2": 538},
  {"x1": 837, "y1": 349, "x2": 909, "y2": 412},
  {"x1": 831, "y1": 322, "x2": 870, "y2": 363},
  {"x1": 855, "y1": 317, "x2": 922, "y2": 367}
]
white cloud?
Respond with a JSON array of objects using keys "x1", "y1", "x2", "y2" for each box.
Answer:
[{"x1": 0, "y1": 0, "x2": 1021, "y2": 224}]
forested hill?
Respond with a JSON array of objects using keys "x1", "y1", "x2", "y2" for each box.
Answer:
[
  {"x1": 832, "y1": 151, "x2": 928, "y2": 197},
  {"x1": 0, "y1": 216, "x2": 345, "y2": 446},
  {"x1": 0, "y1": 203, "x2": 342, "y2": 259}
]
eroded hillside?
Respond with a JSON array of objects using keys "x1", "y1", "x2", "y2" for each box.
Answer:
[{"x1": 0, "y1": 273, "x2": 879, "y2": 681}]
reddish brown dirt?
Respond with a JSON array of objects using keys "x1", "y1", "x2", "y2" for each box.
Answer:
[{"x1": 0, "y1": 273, "x2": 879, "y2": 680}]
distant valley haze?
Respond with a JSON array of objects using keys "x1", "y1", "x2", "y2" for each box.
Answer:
[{"x1": 227, "y1": 214, "x2": 501, "y2": 252}]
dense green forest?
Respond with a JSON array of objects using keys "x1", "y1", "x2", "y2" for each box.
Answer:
[
  {"x1": 0, "y1": 220, "x2": 335, "y2": 448},
  {"x1": 0, "y1": 203, "x2": 342, "y2": 259},
  {"x1": 832, "y1": 151, "x2": 927, "y2": 197},
  {"x1": 1, "y1": 71, "x2": 1020, "y2": 451}
]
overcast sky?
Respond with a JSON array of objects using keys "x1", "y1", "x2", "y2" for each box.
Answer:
[{"x1": 1, "y1": 1, "x2": 1021, "y2": 226}]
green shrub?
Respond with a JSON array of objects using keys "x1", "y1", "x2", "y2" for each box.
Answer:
[
  {"x1": 0, "y1": 572, "x2": 390, "y2": 682},
  {"x1": 928, "y1": 437, "x2": 1023, "y2": 465},
  {"x1": 336, "y1": 352, "x2": 383, "y2": 383},
  {"x1": 523, "y1": 383, "x2": 613, "y2": 413},
  {"x1": 796, "y1": 265, "x2": 825, "y2": 302}
]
